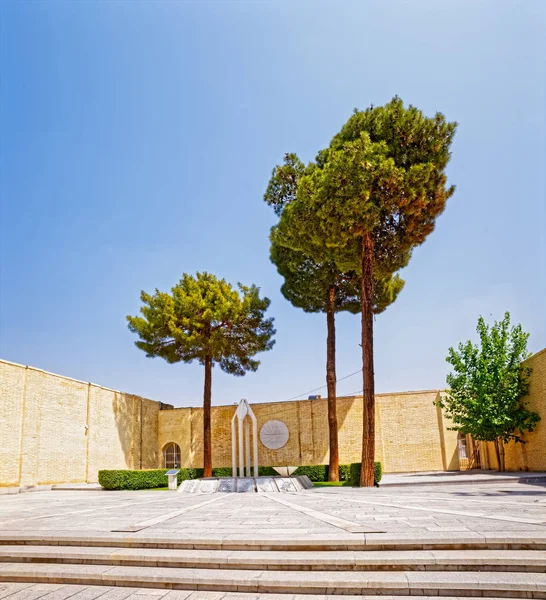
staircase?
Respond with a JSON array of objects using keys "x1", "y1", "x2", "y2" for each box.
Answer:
[{"x1": 0, "y1": 535, "x2": 545, "y2": 597}]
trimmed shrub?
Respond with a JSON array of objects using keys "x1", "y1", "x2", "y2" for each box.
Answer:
[
  {"x1": 295, "y1": 464, "x2": 353, "y2": 482},
  {"x1": 212, "y1": 467, "x2": 280, "y2": 477},
  {"x1": 338, "y1": 464, "x2": 351, "y2": 481},
  {"x1": 98, "y1": 468, "x2": 203, "y2": 490},
  {"x1": 349, "y1": 462, "x2": 383, "y2": 486},
  {"x1": 212, "y1": 467, "x2": 233, "y2": 477},
  {"x1": 294, "y1": 465, "x2": 327, "y2": 481},
  {"x1": 98, "y1": 469, "x2": 170, "y2": 490},
  {"x1": 98, "y1": 462, "x2": 383, "y2": 490},
  {"x1": 258, "y1": 466, "x2": 278, "y2": 476},
  {"x1": 182, "y1": 468, "x2": 204, "y2": 481}
]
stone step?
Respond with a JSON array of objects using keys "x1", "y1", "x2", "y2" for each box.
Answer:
[
  {"x1": 0, "y1": 562, "x2": 545, "y2": 597},
  {"x1": 0, "y1": 545, "x2": 544, "y2": 573},
  {"x1": 1, "y1": 532, "x2": 545, "y2": 551},
  {"x1": 0, "y1": 582, "x2": 521, "y2": 600}
]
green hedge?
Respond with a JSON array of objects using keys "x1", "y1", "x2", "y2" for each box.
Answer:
[
  {"x1": 338, "y1": 464, "x2": 351, "y2": 481},
  {"x1": 294, "y1": 465, "x2": 327, "y2": 481},
  {"x1": 98, "y1": 462, "x2": 383, "y2": 490},
  {"x1": 214, "y1": 465, "x2": 346, "y2": 481},
  {"x1": 349, "y1": 462, "x2": 383, "y2": 485},
  {"x1": 211, "y1": 466, "x2": 278, "y2": 478},
  {"x1": 99, "y1": 469, "x2": 168, "y2": 490},
  {"x1": 98, "y1": 468, "x2": 203, "y2": 490}
]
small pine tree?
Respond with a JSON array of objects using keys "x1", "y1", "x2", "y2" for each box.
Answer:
[{"x1": 127, "y1": 272, "x2": 276, "y2": 476}]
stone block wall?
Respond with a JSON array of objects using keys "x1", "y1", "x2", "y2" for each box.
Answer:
[
  {"x1": 2, "y1": 348, "x2": 544, "y2": 488},
  {"x1": 158, "y1": 390, "x2": 461, "y2": 473},
  {"x1": 481, "y1": 349, "x2": 546, "y2": 471},
  {"x1": 0, "y1": 360, "x2": 161, "y2": 487}
]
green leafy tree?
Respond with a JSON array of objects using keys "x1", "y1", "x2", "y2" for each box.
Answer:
[
  {"x1": 273, "y1": 97, "x2": 456, "y2": 485},
  {"x1": 127, "y1": 272, "x2": 276, "y2": 476},
  {"x1": 436, "y1": 312, "x2": 539, "y2": 471}
]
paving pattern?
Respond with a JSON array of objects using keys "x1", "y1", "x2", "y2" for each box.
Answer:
[
  {"x1": 0, "y1": 583, "x2": 523, "y2": 600},
  {"x1": 0, "y1": 481, "x2": 544, "y2": 540},
  {"x1": 0, "y1": 480, "x2": 545, "y2": 598}
]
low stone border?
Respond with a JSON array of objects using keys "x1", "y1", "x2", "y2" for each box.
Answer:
[{"x1": 178, "y1": 476, "x2": 313, "y2": 494}]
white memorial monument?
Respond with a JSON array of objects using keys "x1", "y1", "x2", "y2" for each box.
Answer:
[
  {"x1": 178, "y1": 398, "x2": 313, "y2": 493},
  {"x1": 231, "y1": 398, "x2": 258, "y2": 478}
]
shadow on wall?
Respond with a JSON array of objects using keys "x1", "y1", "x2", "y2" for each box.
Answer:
[
  {"x1": 85, "y1": 382, "x2": 164, "y2": 482},
  {"x1": 111, "y1": 391, "x2": 162, "y2": 473},
  {"x1": 435, "y1": 394, "x2": 460, "y2": 471},
  {"x1": 113, "y1": 391, "x2": 138, "y2": 470}
]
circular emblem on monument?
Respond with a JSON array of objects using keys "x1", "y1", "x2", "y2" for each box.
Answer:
[{"x1": 259, "y1": 420, "x2": 289, "y2": 450}]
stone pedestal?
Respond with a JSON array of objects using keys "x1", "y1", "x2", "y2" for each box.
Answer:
[{"x1": 178, "y1": 475, "x2": 313, "y2": 494}]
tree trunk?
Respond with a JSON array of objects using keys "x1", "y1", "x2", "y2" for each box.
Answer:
[
  {"x1": 493, "y1": 439, "x2": 505, "y2": 472},
  {"x1": 326, "y1": 286, "x2": 339, "y2": 482},
  {"x1": 203, "y1": 355, "x2": 213, "y2": 478},
  {"x1": 498, "y1": 441, "x2": 505, "y2": 472},
  {"x1": 360, "y1": 233, "x2": 376, "y2": 487}
]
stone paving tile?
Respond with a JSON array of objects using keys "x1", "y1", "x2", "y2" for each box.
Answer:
[
  {"x1": 63, "y1": 587, "x2": 117, "y2": 600},
  {"x1": 0, "y1": 585, "x2": 64, "y2": 600},
  {"x1": 161, "y1": 593, "x2": 192, "y2": 600},
  {"x1": 0, "y1": 586, "x2": 526, "y2": 600},
  {"x1": 38, "y1": 586, "x2": 89, "y2": 600},
  {"x1": 92, "y1": 589, "x2": 138, "y2": 600},
  {"x1": 121, "y1": 595, "x2": 169, "y2": 600},
  {"x1": 0, "y1": 584, "x2": 35, "y2": 600},
  {"x1": 0, "y1": 482, "x2": 544, "y2": 546}
]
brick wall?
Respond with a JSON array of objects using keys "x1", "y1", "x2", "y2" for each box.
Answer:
[
  {"x1": 158, "y1": 390, "x2": 461, "y2": 473},
  {"x1": 481, "y1": 349, "x2": 546, "y2": 471},
  {"x1": 2, "y1": 348, "x2": 544, "y2": 487},
  {"x1": 0, "y1": 360, "x2": 160, "y2": 487}
]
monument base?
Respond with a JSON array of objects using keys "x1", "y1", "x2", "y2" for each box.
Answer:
[{"x1": 178, "y1": 475, "x2": 313, "y2": 494}]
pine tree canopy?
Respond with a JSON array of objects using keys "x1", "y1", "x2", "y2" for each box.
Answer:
[
  {"x1": 272, "y1": 97, "x2": 457, "y2": 276},
  {"x1": 126, "y1": 272, "x2": 276, "y2": 376},
  {"x1": 270, "y1": 237, "x2": 404, "y2": 315}
]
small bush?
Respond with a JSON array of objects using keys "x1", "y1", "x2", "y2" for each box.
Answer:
[
  {"x1": 212, "y1": 467, "x2": 233, "y2": 477},
  {"x1": 295, "y1": 464, "x2": 353, "y2": 482},
  {"x1": 182, "y1": 468, "x2": 204, "y2": 481},
  {"x1": 294, "y1": 465, "x2": 328, "y2": 481},
  {"x1": 98, "y1": 462, "x2": 383, "y2": 490},
  {"x1": 258, "y1": 466, "x2": 278, "y2": 476},
  {"x1": 98, "y1": 469, "x2": 170, "y2": 490},
  {"x1": 98, "y1": 468, "x2": 203, "y2": 490},
  {"x1": 338, "y1": 464, "x2": 351, "y2": 481},
  {"x1": 349, "y1": 462, "x2": 383, "y2": 486}
]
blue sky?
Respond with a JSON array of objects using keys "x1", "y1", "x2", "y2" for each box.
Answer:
[{"x1": 1, "y1": 1, "x2": 544, "y2": 407}]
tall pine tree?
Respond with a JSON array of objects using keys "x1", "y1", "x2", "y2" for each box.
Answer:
[
  {"x1": 265, "y1": 156, "x2": 404, "y2": 480},
  {"x1": 274, "y1": 97, "x2": 456, "y2": 485}
]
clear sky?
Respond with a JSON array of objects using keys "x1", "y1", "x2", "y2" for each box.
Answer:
[{"x1": 1, "y1": 0, "x2": 544, "y2": 408}]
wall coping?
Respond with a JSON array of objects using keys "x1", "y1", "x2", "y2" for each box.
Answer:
[
  {"x1": 159, "y1": 390, "x2": 445, "y2": 412},
  {"x1": 0, "y1": 358, "x2": 160, "y2": 405}
]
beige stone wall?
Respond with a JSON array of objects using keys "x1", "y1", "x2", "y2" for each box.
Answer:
[
  {"x1": 481, "y1": 349, "x2": 546, "y2": 471},
  {"x1": 158, "y1": 390, "x2": 460, "y2": 473},
  {"x1": 0, "y1": 360, "x2": 161, "y2": 487},
  {"x1": 0, "y1": 362, "x2": 26, "y2": 487},
  {"x1": 2, "y1": 349, "x2": 544, "y2": 487}
]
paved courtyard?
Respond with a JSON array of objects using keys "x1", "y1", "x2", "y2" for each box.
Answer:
[
  {"x1": 0, "y1": 479, "x2": 545, "y2": 598},
  {"x1": 0, "y1": 479, "x2": 544, "y2": 544}
]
